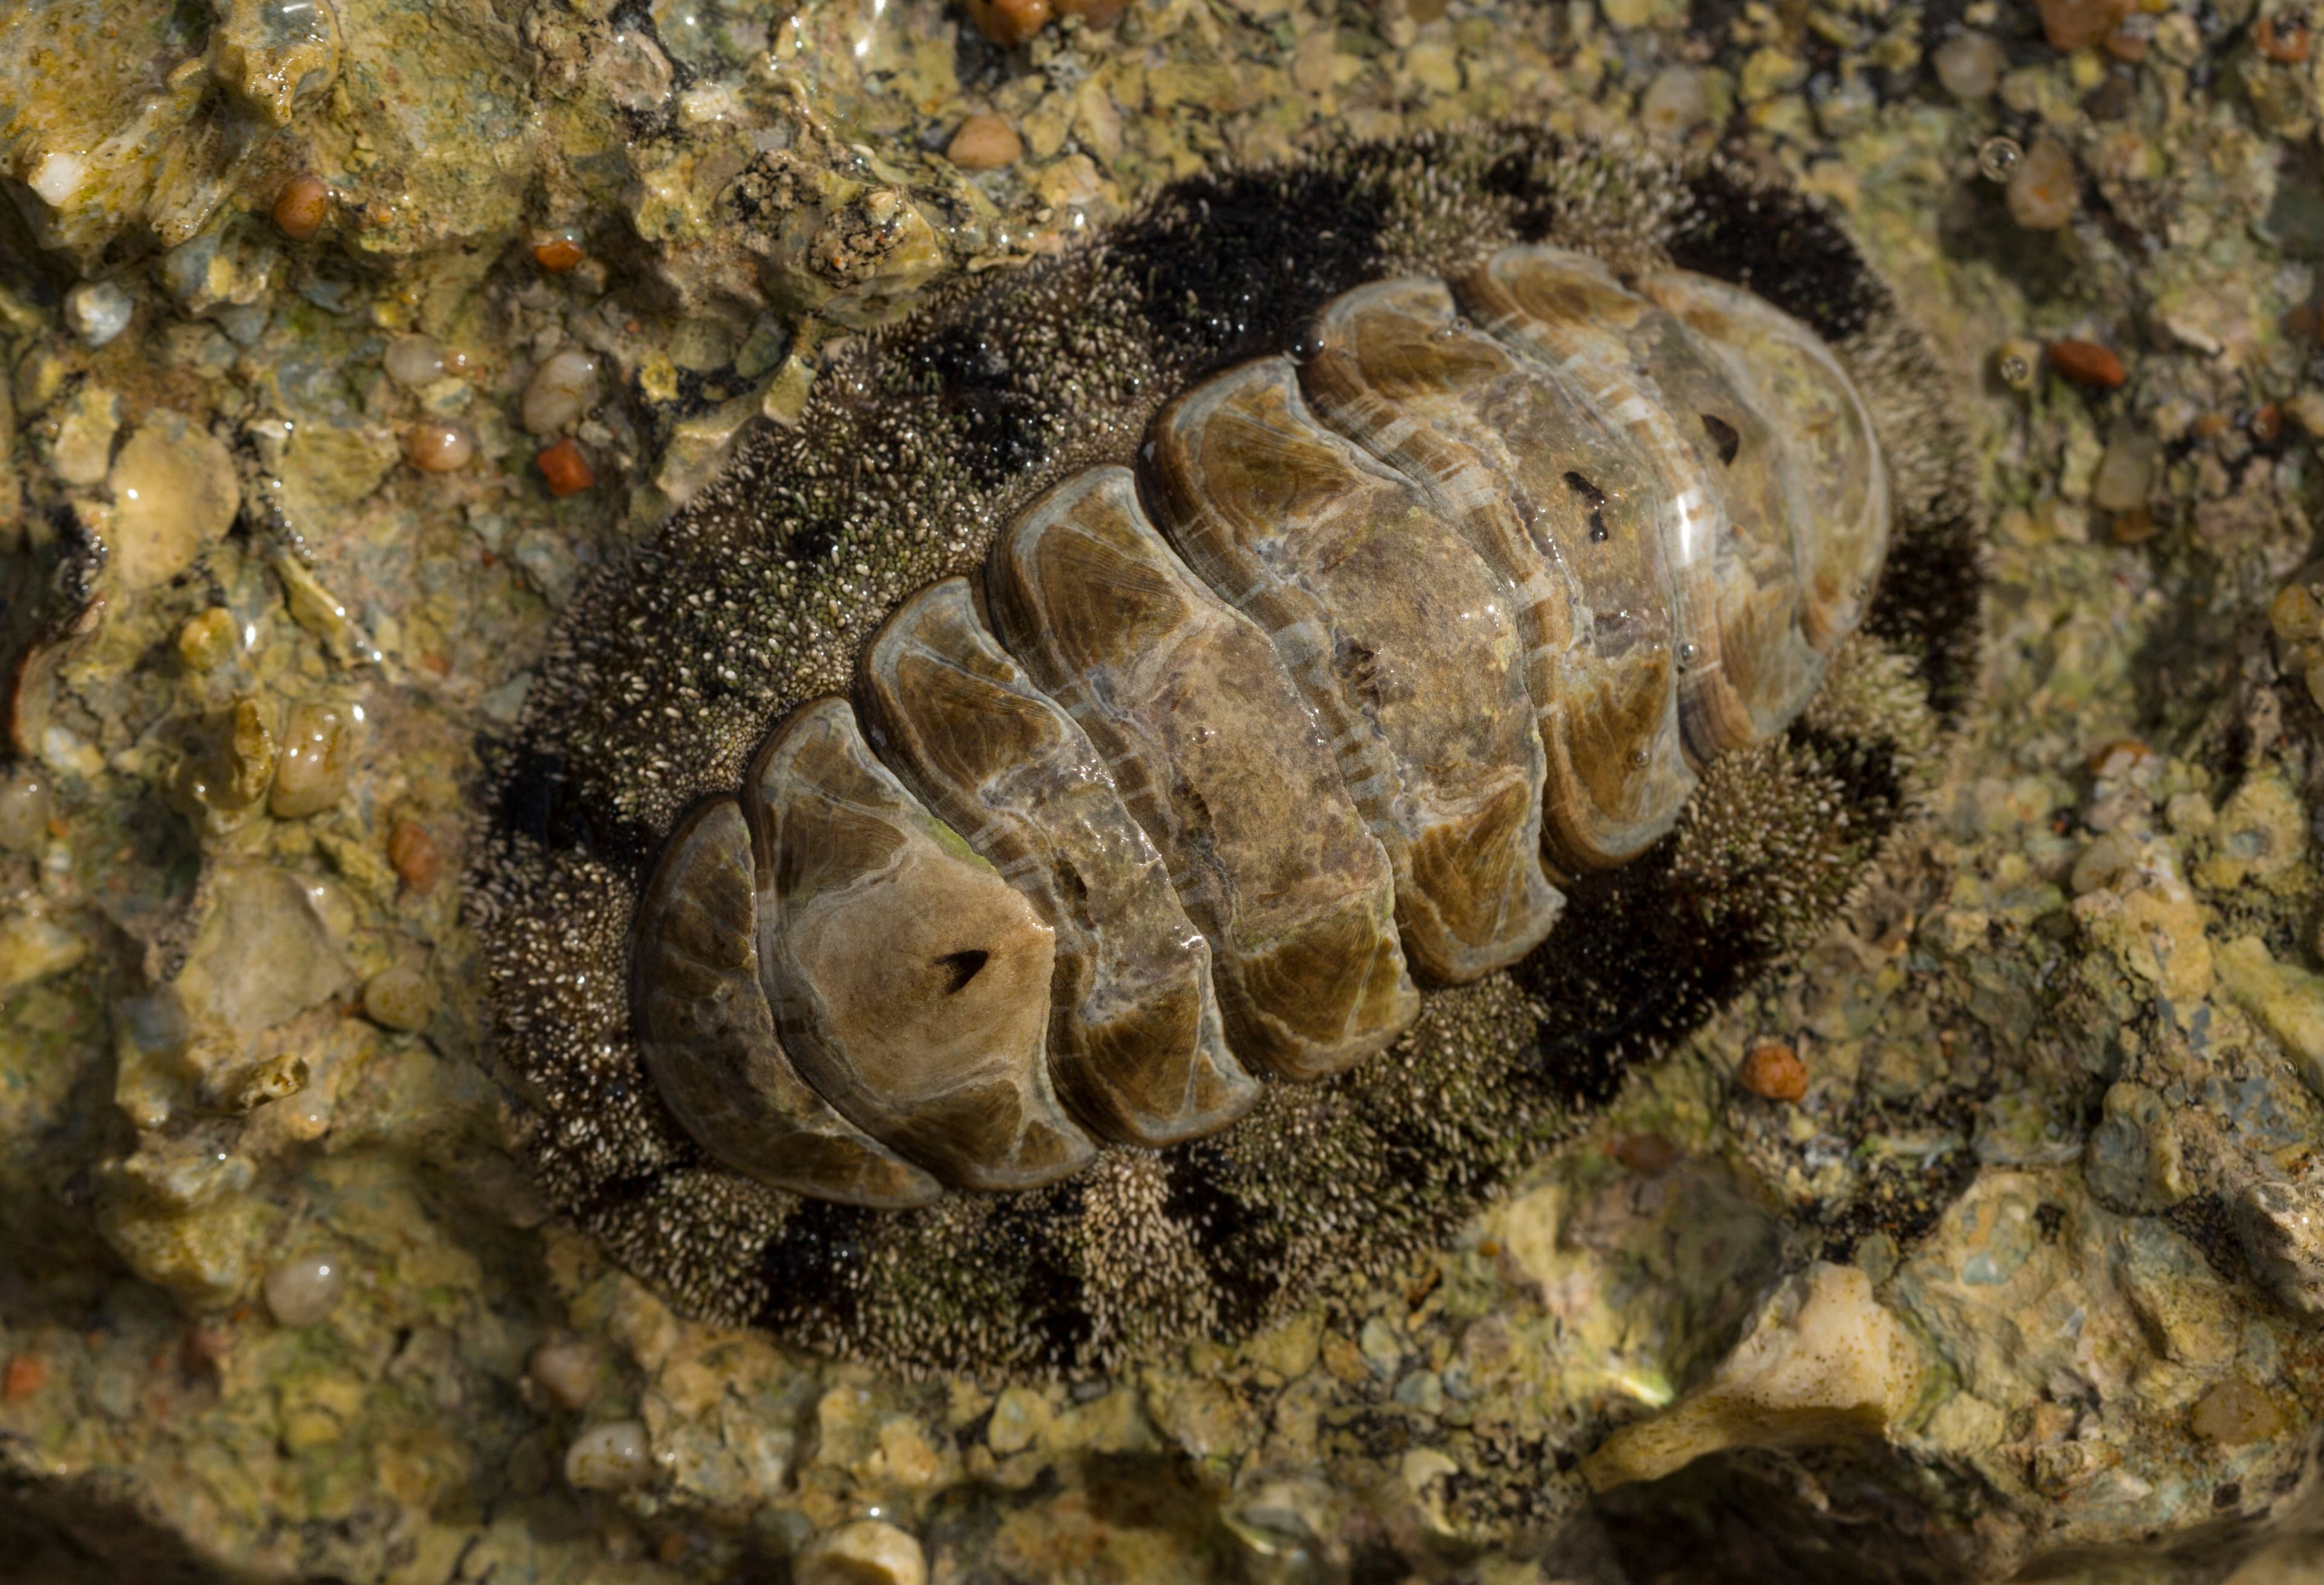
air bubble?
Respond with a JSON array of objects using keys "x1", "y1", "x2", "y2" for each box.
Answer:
[{"x1": 1977, "y1": 136, "x2": 2023, "y2": 183}]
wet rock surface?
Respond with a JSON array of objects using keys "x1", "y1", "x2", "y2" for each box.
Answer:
[{"x1": 3, "y1": 0, "x2": 2324, "y2": 1581}]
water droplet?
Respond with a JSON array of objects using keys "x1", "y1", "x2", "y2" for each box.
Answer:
[{"x1": 1977, "y1": 136, "x2": 2023, "y2": 183}]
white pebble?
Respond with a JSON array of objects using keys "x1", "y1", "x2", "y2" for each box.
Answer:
[
  {"x1": 521, "y1": 349, "x2": 600, "y2": 436},
  {"x1": 529, "y1": 1335, "x2": 603, "y2": 1410},
  {"x1": 795, "y1": 1520, "x2": 928, "y2": 1585},
  {"x1": 564, "y1": 1419, "x2": 655, "y2": 1489},
  {"x1": 383, "y1": 334, "x2": 445, "y2": 388},
  {"x1": 1931, "y1": 32, "x2": 2006, "y2": 101},
  {"x1": 263, "y1": 1253, "x2": 346, "y2": 1327},
  {"x1": 64, "y1": 280, "x2": 134, "y2": 347},
  {"x1": 1639, "y1": 67, "x2": 1710, "y2": 140}
]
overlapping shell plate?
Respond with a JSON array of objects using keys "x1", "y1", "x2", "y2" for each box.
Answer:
[{"x1": 475, "y1": 125, "x2": 1981, "y2": 1374}]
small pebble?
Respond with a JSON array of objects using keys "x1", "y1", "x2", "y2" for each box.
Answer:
[
  {"x1": 272, "y1": 173, "x2": 331, "y2": 241},
  {"x1": 2253, "y1": 402, "x2": 2285, "y2": 445},
  {"x1": 533, "y1": 232, "x2": 586, "y2": 272},
  {"x1": 363, "y1": 964, "x2": 436, "y2": 1031},
  {"x1": 2, "y1": 1354, "x2": 45, "y2": 1402},
  {"x1": 565, "y1": 1420, "x2": 655, "y2": 1489},
  {"x1": 0, "y1": 770, "x2": 53, "y2": 852},
  {"x1": 63, "y1": 280, "x2": 134, "y2": 347},
  {"x1": 2090, "y1": 432, "x2": 2158, "y2": 511},
  {"x1": 2257, "y1": 13, "x2": 2311, "y2": 62},
  {"x1": 795, "y1": 1520, "x2": 928, "y2": 1585},
  {"x1": 536, "y1": 438, "x2": 597, "y2": 497},
  {"x1": 1738, "y1": 1040, "x2": 1808, "y2": 1102},
  {"x1": 407, "y1": 418, "x2": 477, "y2": 473},
  {"x1": 2189, "y1": 1377, "x2": 2286, "y2": 1445},
  {"x1": 947, "y1": 114, "x2": 1025, "y2": 171},
  {"x1": 2270, "y1": 583, "x2": 2323, "y2": 643},
  {"x1": 2048, "y1": 338, "x2": 2127, "y2": 389},
  {"x1": 263, "y1": 1254, "x2": 346, "y2": 1327},
  {"x1": 2233, "y1": 1175, "x2": 2324, "y2": 1318},
  {"x1": 521, "y1": 349, "x2": 600, "y2": 435},
  {"x1": 1639, "y1": 67, "x2": 1711, "y2": 139},
  {"x1": 2109, "y1": 507, "x2": 2156, "y2": 545},
  {"x1": 2006, "y1": 140, "x2": 2078, "y2": 231},
  {"x1": 270, "y1": 700, "x2": 350, "y2": 818},
  {"x1": 1932, "y1": 32, "x2": 2006, "y2": 100},
  {"x1": 530, "y1": 1335, "x2": 604, "y2": 1410},
  {"x1": 1609, "y1": 1131, "x2": 1680, "y2": 1175},
  {"x1": 2037, "y1": 0, "x2": 2130, "y2": 51},
  {"x1": 965, "y1": 0, "x2": 1051, "y2": 44},
  {"x1": 387, "y1": 818, "x2": 442, "y2": 893},
  {"x1": 177, "y1": 608, "x2": 238, "y2": 672},
  {"x1": 382, "y1": 335, "x2": 445, "y2": 388}
]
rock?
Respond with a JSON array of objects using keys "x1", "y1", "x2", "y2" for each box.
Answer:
[
  {"x1": 2189, "y1": 1376, "x2": 2286, "y2": 1445},
  {"x1": 2214, "y1": 937, "x2": 2324, "y2": 1099},
  {"x1": 947, "y1": 114, "x2": 1024, "y2": 170},
  {"x1": 0, "y1": 769, "x2": 52, "y2": 850},
  {"x1": 2200, "y1": 770, "x2": 2304, "y2": 890},
  {"x1": 2038, "y1": 0, "x2": 2132, "y2": 50},
  {"x1": 171, "y1": 862, "x2": 351, "y2": 1035},
  {"x1": 2007, "y1": 141, "x2": 2079, "y2": 231},
  {"x1": 1738, "y1": 1040, "x2": 1808, "y2": 1101},
  {"x1": 263, "y1": 1253, "x2": 347, "y2": 1326},
  {"x1": 530, "y1": 1336, "x2": 604, "y2": 1410},
  {"x1": 47, "y1": 382, "x2": 120, "y2": 487},
  {"x1": 2090, "y1": 430, "x2": 2158, "y2": 513},
  {"x1": 383, "y1": 335, "x2": 445, "y2": 387},
  {"x1": 795, "y1": 1520, "x2": 927, "y2": 1585},
  {"x1": 272, "y1": 173, "x2": 330, "y2": 240},
  {"x1": 565, "y1": 1420, "x2": 655, "y2": 1489},
  {"x1": 210, "y1": 0, "x2": 342, "y2": 123},
  {"x1": 362, "y1": 964, "x2": 436, "y2": 1031},
  {"x1": 386, "y1": 819, "x2": 442, "y2": 894},
  {"x1": 520, "y1": 348, "x2": 599, "y2": 435},
  {"x1": 106, "y1": 411, "x2": 240, "y2": 591},
  {"x1": 2049, "y1": 339, "x2": 2128, "y2": 388},
  {"x1": 64, "y1": 280, "x2": 133, "y2": 346},
  {"x1": 2233, "y1": 1174, "x2": 2324, "y2": 1318},
  {"x1": 1639, "y1": 67, "x2": 1711, "y2": 139},
  {"x1": 1932, "y1": 32, "x2": 2006, "y2": 99},
  {"x1": 1581, "y1": 1263, "x2": 1923, "y2": 1489},
  {"x1": 0, "y1": 908, "x2": 85, "y2": 999},
  {"x1": 2083, "y1": 1081, "x2": 2190, "y2": 1212},
  {"x1": 176, "y1": 608, "x2": 237, "y2": 671},
  {"x1": 271, "y1": 700, "x2": 352, "y2": 818}
]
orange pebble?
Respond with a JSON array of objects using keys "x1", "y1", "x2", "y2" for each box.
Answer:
[
  {"x1": 947, "y1": 113, "x2": 1025, "y2": 171},
  {"x1": 2109, "y1": 506, "x2": 2158, "y2": 545},
  {"x1": 2259, "y1": 14, "x2": 2311, "y2": 62},
  {"x1": 407, "y1": 419, "x2": 476, "y2": 473},
  {"x1": 3, "y1": 1354, "x2": 47, "y2": 1402},
  {"x1": 387, "y1": 818, "x2": 442, "y2": 894},
  {"x1": 1610, "y1": 1132, "x2": 1680, "y2": 1175},
  {"x1": 2037, "y1": 0, "x2": 2130, "y2": 50},
  {"x1": 2103, "y1": 27, "x2": 2147, "y2": 62},
  {"x1": 1738, "y1": 1041, "x2": 1808, "y2": 1103},
  {"x1": 2048, "y1": 338, "x2": 2128, "y2": 389},
  {"x1": 533, "y1": 234, "x2": 586, "y2": 272},
  {"x1": 537, "y1": 438, "x2": 596, "y2": 497},
  {"x1": 273, "y1": 173, "x2": 330, "y2": 241},
  {"x1": 2253, "y1": 402, "x2": 2285, "y2": 444},
  {"x1": 1057, "y1": 0, "x2": 1129, "y2": 24},
  {"x1": 965, "y1": 0, "x2": 1051, "y2": 44}
]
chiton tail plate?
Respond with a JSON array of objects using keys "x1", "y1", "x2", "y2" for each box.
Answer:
[{"x1": 476, "y1": 128, "x2": 1980, "y2": 1373}]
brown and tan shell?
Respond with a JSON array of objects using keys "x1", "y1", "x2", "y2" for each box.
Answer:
[{"x1": 629, "y1": 242, "x2": 1891, "y2": 1205}]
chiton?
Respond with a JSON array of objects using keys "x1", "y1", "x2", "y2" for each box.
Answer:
[{"x1": 476, "y1": 126, "x2": 1980, "y2": 1374}]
